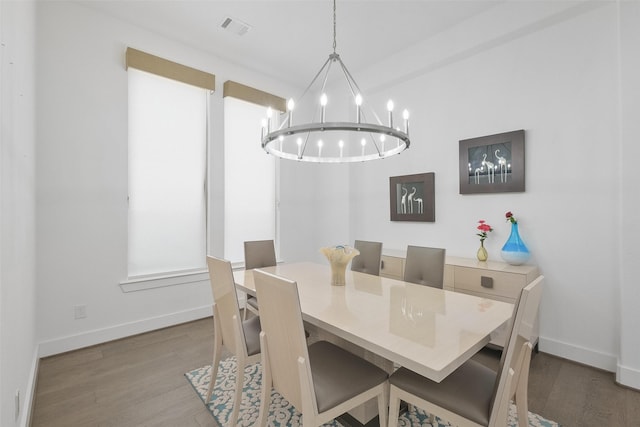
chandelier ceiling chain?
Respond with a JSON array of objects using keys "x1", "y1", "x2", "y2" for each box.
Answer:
[
  {"x1": 332, "y1": 0, "x2": 337, "y2": 54},
  {"x1": 260, "y1": 0, "x2": 411, "y2": 163}
]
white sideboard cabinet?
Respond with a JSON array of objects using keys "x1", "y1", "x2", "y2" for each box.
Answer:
[{"x1": 380, "y1": 250, "x2": 540, "y2": 348}]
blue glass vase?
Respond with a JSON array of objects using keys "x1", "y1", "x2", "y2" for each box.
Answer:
[{"x1": 501, "y1": 222, "x2": 530, "y2": 265}]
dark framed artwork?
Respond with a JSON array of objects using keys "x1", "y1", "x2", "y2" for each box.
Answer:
[
  {"x1": 390, "y1": 173, "x2": 435, "y2": 222},
  {"x1": 459, "y1": 130, "x2": 525, "y2": 194}
]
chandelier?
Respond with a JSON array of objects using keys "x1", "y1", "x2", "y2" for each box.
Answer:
[{"x1": 261, "y1": 0, "x2": 411, "y2": 163}]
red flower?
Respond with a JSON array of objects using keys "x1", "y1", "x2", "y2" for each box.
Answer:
[
  {"x1": 476, "y1": 220, "x2": 493, "y2": 241},
  {"x1": 505, "y1": 211, "x2": 517, "y2": 224}
]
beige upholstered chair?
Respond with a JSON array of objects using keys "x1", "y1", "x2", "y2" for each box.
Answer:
[
  {"x1": 253, "y1": 269, "x2": 389, "y2": 427},
  {"x1": 403, "y1": 245, "x2": 446, "y2": 288},
  {"x1": 205, "y1": 256, "x2": 262, "y2": 426},
  {"x1": 388, "y1": 275, "x2": 544, "y2": 427},
  {"x1": 243, "y1": 240, "x2": 277, "y2": 318},
  {"x1": 351, "y1": 240, "x2": 383, "y2": 276}
]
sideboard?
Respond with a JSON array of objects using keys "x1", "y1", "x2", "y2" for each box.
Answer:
[{"x1": 380, "y1": 249, "x2": 540, "y2": 348}]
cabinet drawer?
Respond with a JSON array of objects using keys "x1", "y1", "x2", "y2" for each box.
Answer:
[
  {"x1": 380, "y1": 255, "x2": 404, "y2": 280},
  {"x1": 454, "y1": 267, "x2": 526, "y2": 301}
]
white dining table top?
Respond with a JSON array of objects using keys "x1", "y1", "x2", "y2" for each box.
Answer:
[{"x1": 233, "y1": 262, "x2": 514, "y2": 383}]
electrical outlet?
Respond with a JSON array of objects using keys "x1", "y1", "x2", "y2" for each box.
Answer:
[
  {"x1": 15, "y1": 389, "x2": 20, "y2": 421},
  {"x1": 74, "y1": 305, "x2": 87, "y2": 319}
]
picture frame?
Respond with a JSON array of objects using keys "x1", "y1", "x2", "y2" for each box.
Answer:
[
  {"x1": 459, "y1": 130, "x2": 525, "y2": 194},
  {"x1": 390, "y1": 172, "x2": 435, "y2": 222}
]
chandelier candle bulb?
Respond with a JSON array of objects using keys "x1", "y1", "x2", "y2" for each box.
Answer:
[
  {"x1": 387, "y1": 100, "x2": 394, "y2": 127},
  {"x1": 320, "y1": 93, "x2": 328, "y2": 123},
  {"x1": 361, "y1": 138, "x2": 366, "y2": 156},
  {"x1": 266, "y1": 107, "x2": 272, "y2": 133},
  {"x1": 380, "y1": 134, "x2": 386, "y2": 152},
  {"x1": 339, "y1": 140, "x2": 344, "y2": 157},
  {"x1": 355, "y1": 94, "x2": 362, "y2": 123},
  {"x1": 287, "y1": 98, "x2": 295, "y2": 127},
  {"x1": 403, "y1": 109, "x2": 410, "y2": 134},
  {"x1": 318, "y1": 140, "x2": 323, "y2": 156}
]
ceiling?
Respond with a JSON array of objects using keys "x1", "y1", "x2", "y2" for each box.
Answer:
[{"x1": 79, "y1": 0, "x2": 504, "y2": 88}]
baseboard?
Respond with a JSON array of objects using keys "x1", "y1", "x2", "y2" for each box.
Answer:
[
  {"x1": 38, "y1": 305, "x2": 212, "y2": 357},
  {"x1": 21, "y1": 348, "x2": 40, "y2": 427},
  {"x1": 538, "y1": 336, "x2": 618, "y2": 373},
  {"x1": 617, "y1": 363, "x2": 640, "y2": 391}
]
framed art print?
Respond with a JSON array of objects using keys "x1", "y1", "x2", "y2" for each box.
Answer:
[
  {"x1": 390, "y1": 172, "x2": 435, "y2": 222},
  {"x1": 459, "y1": 130, "x2": 525, "y2": 194}
]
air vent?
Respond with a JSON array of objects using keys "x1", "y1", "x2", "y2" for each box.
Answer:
[{"x1": 220, "y1": 16, "x2": 252, "y2": 36}]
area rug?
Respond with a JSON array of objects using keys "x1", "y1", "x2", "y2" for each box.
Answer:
[{"x1": 185, "y1": 357, "x2": 559, "y2": 427}]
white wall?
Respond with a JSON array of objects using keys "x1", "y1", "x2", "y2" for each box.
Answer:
[
  {"x1": 342, "y1": 1, "x2": 639, "y2": 388},
  {"x1": 0, "y1": 1, "x2": 38, "y2": 425},
  {"x1": 34, "y1": 1, "x2": 302, "y2": 354},
  {"x1": 618, "y1": 0, "x2": 640, "y2": 388}
]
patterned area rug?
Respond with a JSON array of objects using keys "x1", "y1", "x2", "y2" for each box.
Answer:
[{"x1": 185, "y1": 357, "x2": 559, "y2": 427}]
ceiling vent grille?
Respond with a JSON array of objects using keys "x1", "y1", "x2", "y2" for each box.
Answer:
[{"x1": 220, "y1": 16, "x2": 251, "y2": 36}]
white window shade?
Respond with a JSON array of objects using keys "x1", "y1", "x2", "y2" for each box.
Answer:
[
  {"x1": 128, "y1": 68, "x2": 207, "y2": 277},
  {"x1": 224, "y1": 97, "x2": 276, "y2": 263}
]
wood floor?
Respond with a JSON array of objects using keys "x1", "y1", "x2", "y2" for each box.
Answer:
[{"x1": 31, "y1": 317, "x2": 640, "y2": 427}]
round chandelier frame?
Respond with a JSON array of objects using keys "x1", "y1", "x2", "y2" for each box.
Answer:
[{"x1": 261, "y1": 1, "x2": 411, "y2": 163}]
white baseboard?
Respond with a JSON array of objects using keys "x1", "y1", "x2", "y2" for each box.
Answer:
[
  {"x1": 617, "y1": 363, "x2": 640, "y2": 391},
  {"x1": 538, "y1": 336, "x2": 618, "y2": 372},
  {"x1": 21, "y1": 348, "x2": 40, "y2": 427},
  {"x1": 38, "y1": 305, "x2": 212, "y2": 357}
]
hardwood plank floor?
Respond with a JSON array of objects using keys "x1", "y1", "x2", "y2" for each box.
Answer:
[{"x1": 32, "y1": 317, "x2": 640, "y2": 427}]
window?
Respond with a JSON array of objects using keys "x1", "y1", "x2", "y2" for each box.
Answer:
[
  {"x1": 127, "y1": 53, "x2": 212, "y2": 278},
  {"x1": 222, "y1": 81, "x2": 286, "y2": 264},
  {"x1": 223, "y1": 97, "x2": 276, "y2": 263}
]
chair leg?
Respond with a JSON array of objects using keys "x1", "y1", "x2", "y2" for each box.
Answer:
[
  {"x1": 257, "y1": 332, "x2": 272, "y2": 427},
  {"x1": 204, "y1": 352, "x2": 221, "y2": 404},
  {"x1": 377, "y1": 389, "x2": 388, "y2": 427},
  {"x1": 205, "y1": 307, "x2": 223, "y2": 404},
  {"x1": 228, "y1": 358, "x2": 245, "y2": 427},
  {"x1": 388, "y1": 388, "x2": 400, "y2": 427},
  {"x1": 515, "y1": 343, "x2": 533, "y2": 427}
]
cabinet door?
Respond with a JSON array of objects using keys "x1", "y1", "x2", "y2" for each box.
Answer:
[{"x1": 380, "y1": 255, "x2": 404, "y2": 280}]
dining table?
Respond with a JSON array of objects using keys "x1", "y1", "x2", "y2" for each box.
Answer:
[{"x1": 233, "y1": 261, "x2": 514, "y2": 384}]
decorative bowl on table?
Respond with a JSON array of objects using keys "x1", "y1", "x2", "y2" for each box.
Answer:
[{"x1": 320, "y1": 245, "x2": 360, "y2": 286}]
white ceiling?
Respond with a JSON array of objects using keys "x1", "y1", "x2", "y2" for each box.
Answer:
[{"x1": 79, "y1": 0, "x2": 504, "y2": 87}]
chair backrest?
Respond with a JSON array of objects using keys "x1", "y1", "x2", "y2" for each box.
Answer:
[
  {"x1": 351, "y1": 240, "x2": 383, "y2": 276},
  {"x1": 244, "y1": 240, "x2": 277, "y2": 270},
  {"x1": 206, "y1": 256, "x2": 247, "y2": 357},
  {"x1": 253, "y1": 269, "x2": 313, "y2": 412},
  {"x1": 403, "y1": 245, "x2": 446, "y2": 288},
  {"x1": 488, "y1": 275, "x2": 544, "y2": 424}
]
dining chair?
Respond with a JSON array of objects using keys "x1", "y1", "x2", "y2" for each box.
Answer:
[
  {"x1": 243, "y1": 239, "x2": 277, "y2": 319},
  {"x1": 470, "y1": 279, "x2": 543, "y2": 426},
  {"x1": 388, "y1": 275, "x2": 544, "y2": 427},
  {"x1": 403, "y1": 245, "x2": 446, "y2": 288},
  {"x1": 253, "y1": 269, "x2": 389, "y2": 427},
  {"x1": 351, "y1": 240, "x2": 383, "y2": 276},
  {"x1": 205, "y1": 256, "x2": 262, "y2": 427}
]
